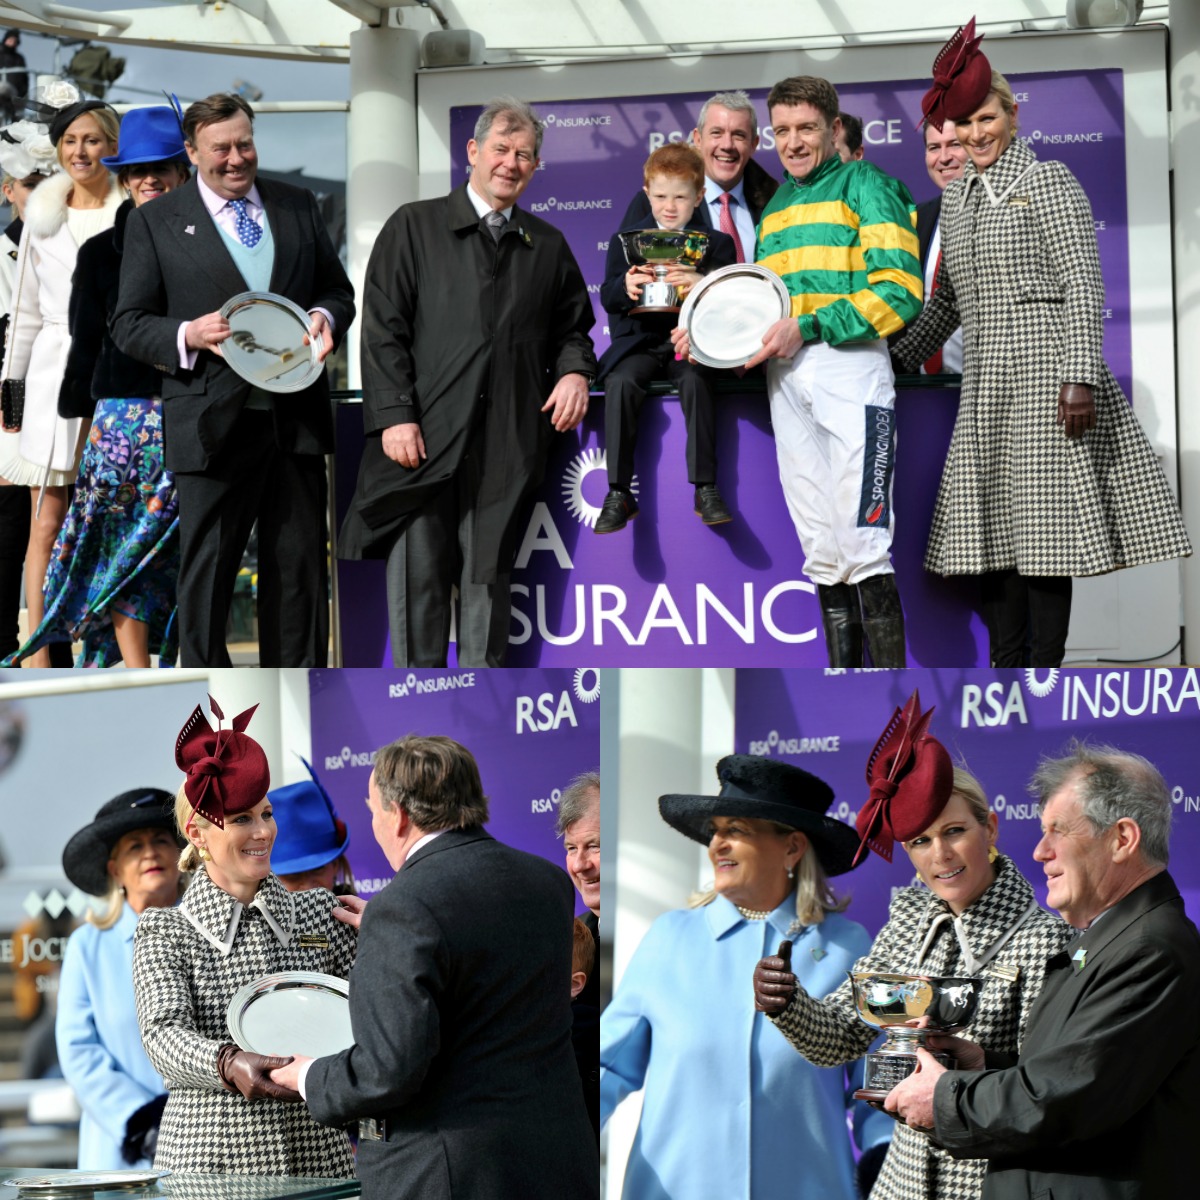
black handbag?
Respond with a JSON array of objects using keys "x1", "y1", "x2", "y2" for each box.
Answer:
[{"x1": 0, "y1": 377, "x2": 23, "y2": 432}]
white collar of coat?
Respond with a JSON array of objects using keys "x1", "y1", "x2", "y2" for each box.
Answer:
[
  {"x1": 23, "y1": 169, "x2": 123, "y2": 240},
  {"x1": 176, "y1": 866, "x2": 295, "y2": 957},
  {"x1": 961, "y1": 137, "x2": 1039, "y2": 208}
]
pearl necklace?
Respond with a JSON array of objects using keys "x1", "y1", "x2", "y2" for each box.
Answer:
[{"x1": 736, "y1": 905, "x2": 772, "y2": 920}]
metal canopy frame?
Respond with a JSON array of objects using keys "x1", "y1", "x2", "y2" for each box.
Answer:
[{"x1": 0, "y1": 1, "x2": 1171, "y2": 64}]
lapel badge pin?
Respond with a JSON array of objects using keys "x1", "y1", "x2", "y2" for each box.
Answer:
[
  {"x1": 185, "y1": 225, "x2": 195, "y2": 235},
  {"x1": 1071, "y1": 946, "x2": 1087, "y2": 971},
  {"x1": 811, "y1": 947, "x2": 827, "y2": 962}
]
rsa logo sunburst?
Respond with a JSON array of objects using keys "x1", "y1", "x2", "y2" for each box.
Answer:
[{"x1": 562, "y1": 448, "x2": 638, "y2": 528}]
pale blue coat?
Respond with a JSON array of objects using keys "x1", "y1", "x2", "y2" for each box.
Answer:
[
  {"x1": 601, "y1": 895, "x2": 891, "y2": 1200},
  {"x1": 56, "y1": 905, "x2": 167, "y2": 1170}
]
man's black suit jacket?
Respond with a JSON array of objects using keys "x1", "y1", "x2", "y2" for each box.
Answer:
[
  {"x1": 305, "y1": 827, "x2": 599, "y2": 1200},
  {"x1": 916, "y1": 194, "x2": 942, "y2": 272},
  {"x1": 934, "y1": 870, "x2": 1200, "y2": 1199},
  {"x1": 112, "y1": 175, "x2": 355, "y2": 474}
]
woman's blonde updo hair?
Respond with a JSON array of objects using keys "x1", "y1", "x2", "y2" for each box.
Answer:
[
  {"x1": 951, "y1": 766, "x2": 992, "y2": 827},
  {"x1": 175, "y1": 784, "x2": 210, "y2": 872},
  {"x1": 56, "y1": 106, "x2": 120, "y2": 168},
  {"x1": 987, "y1": 70, "x2": 1019, "y2": 134}
]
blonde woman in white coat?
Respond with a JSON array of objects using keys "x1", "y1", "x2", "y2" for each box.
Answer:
[{"x1": 0, "y1": 95, "x2": 121, "y2": 667}]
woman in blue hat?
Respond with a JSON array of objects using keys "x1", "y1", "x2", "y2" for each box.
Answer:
[
  {"x1": 269, "y1": 760, "x2": 357, "y2": 895},
  {"x1": 6, "y1": 102, "x2": 189, "y2": 666}
]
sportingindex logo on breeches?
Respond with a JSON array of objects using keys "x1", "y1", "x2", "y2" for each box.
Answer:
[{"x1": 857, "y1": 405, "x2": 895, "y2": 528}]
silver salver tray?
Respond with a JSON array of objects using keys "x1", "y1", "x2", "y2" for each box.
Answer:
[
  {"x1": 679, "y1": 263, "x2": 791, "y2": 369},
  {"x1": 4, "y1": 1171, "x2": 171, "y2": 1195},
  {"x1": 226, "y1": 970, "x2": 353, "y2": 1058},
  {"x1": 218, "y1": 291, "x2": 325, "y2": 394}
]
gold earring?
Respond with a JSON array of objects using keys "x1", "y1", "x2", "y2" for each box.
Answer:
[
  {"x1": 199, "y1": 847, "x2": 211, "y2": 861},
  {"x1": 988, "y1": 845, "x2": 999, "y2": 863}
]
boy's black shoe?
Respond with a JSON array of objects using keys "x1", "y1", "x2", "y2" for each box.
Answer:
[
  {"x1": 694, "y1": 484, "x2": 733, "y2": 525},
  {"x1": 594, "y1": 488, "x2": 639, "y2": 534}
]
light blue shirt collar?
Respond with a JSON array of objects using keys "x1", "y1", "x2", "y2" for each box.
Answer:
[{"x1": 704, "y1": 176, "x2": 748, "y2": 212}]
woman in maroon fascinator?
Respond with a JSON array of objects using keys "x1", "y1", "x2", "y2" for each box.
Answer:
[
  {"x1": 752, "y1": 689, "x2": 1070, "y2": 1199},
  {"x1": 891, "y1": 19, "x2": 1190, "y2": 669},
  {"x1": 131, "y1": 696, "x2": 361, "y2": 1177}
]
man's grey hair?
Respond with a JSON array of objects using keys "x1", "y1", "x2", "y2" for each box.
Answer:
[
  {"x1": 696, "y1": 90, "x2": 758, "y2": 134},
  {"x1": 1030, "y1": 741, "x2": 1172, "y2": 867},
  {"x1": 473, "y1": 96, "x2": 544, "y2": 156},
  {"x1": 556, "y1": 770, "x2": 600, "y2": 838}
]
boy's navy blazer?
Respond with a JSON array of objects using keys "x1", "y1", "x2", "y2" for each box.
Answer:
[{"x1": 596, "y1": 217, "x2": 736, "y2": 384}]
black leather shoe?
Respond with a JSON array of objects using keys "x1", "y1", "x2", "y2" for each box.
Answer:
[
  {"x1": 694, "y1": 484, "x2": 733, "y2": 525},
  {"x1": 594, "y1": 488, "x2": 639, "y2": 534}
]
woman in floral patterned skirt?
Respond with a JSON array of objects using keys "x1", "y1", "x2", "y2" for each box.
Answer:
[{"x1": 5, "y1": 103, "x2": 189, "y2": 666}]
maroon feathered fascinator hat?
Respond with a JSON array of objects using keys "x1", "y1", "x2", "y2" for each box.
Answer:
[
  {"x1": 175, "y1": 694, "x2": 271, "y2": 829},
  {"x1": 919, "y1": 17, "x2": 993, "y2": 132},
  {"x1": 853, "y1": 689, "x2": 954, "y2": 866}
]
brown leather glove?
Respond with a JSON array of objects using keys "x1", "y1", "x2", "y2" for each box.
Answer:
[
  {"x1": 216, "y1": 1044, "x2": 301, "y2": 1103},
  {"x1": 1056, "y1": 382, "x2": 1096, "y2": 439},
  {"x1": 753, "y1": 940, "x2": 798, "y2": 1014}
]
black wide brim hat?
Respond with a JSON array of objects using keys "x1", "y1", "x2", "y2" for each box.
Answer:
[
  {"x1": 62, "y1": 788, "x2": 182, "y2": 896},
  {"x1": 658, "y1": 754, "x2": 863, "y2": 877}
]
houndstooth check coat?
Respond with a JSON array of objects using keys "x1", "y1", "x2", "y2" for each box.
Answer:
[
  {"x1": 768, "y1": 855, "x2": 1071, "y2": 1200},
  {"x1": 893, "y1": 138, "x2": 1191, "y2": 577},
  {"x1": 133, "y1": 869, "x2": 356, "y2": 1175}
]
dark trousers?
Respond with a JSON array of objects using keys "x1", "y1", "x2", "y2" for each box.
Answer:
[
  {"x1": 604, "y1": 345, "x2": 717, "y2": 488},
  {"x1": 173, "y1": 409, "x2": 328, "y2": 667},
  {"x1": 0, "y1": 483, "x2": 30, "y2": 659},
  {"x1": 981, "y1": 569, "x2": 1073, "y2": 667},
  {"x1": 383, "y1": 441, "x2": 509, "y2": 668}
]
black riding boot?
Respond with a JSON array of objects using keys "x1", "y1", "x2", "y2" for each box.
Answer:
[
  {"x1": 816, "y1": 582, "x2": 863, "y2": 667},
  {"x1": 858, "y1": 573, "x2": 907, "y2": 667}
]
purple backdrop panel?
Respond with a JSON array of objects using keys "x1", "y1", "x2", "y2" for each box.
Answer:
[
  {"x1": 451, "y1": 68, "x2": 1129, "y2": 391},
  {"x1": 307, "y1": 667, "x2": 600, "y2": 913},
  {"x1": 335, "y1": 386, "x2": 987, "y2": 665},
  {"x1": 734, "y1": 668, "x2": 1200, "y2": 939}
]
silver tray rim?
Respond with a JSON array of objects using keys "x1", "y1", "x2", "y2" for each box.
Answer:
[
  {"x1": 217, "y1": 290, "x2": 324, "y2": 394},
  {"x1": 679, "y1": 263, "x2": 791, "y2": 369},
  {"x1": 4, "y1": 1169, "x2": 173, "y2": 1194},
  {"x1": 225, "y1": 970, "x2": 351, "y2": 1055}
]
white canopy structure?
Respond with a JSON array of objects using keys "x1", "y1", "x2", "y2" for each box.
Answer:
[
  {"x1": 1, "y1": 0, "x2": 1198, "y2": 664},
  {"x1": 0, "y1": 2, "x2": 1172, "y2": 60}
]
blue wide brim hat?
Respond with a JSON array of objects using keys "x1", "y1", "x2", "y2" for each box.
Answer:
[
  {"x1": 269, "y1": 759, "x2": 350, "y2": 875},
  {"x1": 101, "y1": 105, "x2": 187, "y2": 170}
]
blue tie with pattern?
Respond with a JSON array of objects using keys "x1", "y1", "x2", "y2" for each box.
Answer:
[{"x1": 229, "y1": 198, "x2": 262, "y2": 248}]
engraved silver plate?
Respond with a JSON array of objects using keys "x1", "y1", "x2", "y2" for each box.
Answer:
[
  {"x1": 679, "y1": 264, "x2": 791, "y2": 369},
  {"x1": 4, "y1": 1170, "x2": 171, "y2": 1194},
  {"x1": 225, "y1": 971, "x2": 352, "y2": 1058},
  {"x1": 218, "y1": 291, "x2": 324, "y2": 394}
]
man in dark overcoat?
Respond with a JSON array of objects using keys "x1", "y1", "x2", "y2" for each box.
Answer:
[
  {"x1": 270, "y1": 735, "x2": 600, "y2": 1200},
  {"x1": 338, "y1": 96, "x2": 596, "y2": 667},
  {"x1": 112, "y1": 93, "x2": 355, "y2": 667},
  {"x1": 887, "y1": 743, "x2": 1200, "y2": 1199}
]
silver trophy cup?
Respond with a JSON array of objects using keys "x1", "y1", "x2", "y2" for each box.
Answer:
[
  {"x1": 848, "y1": 971, "x2": 984, "y2": 1102},
  {"x1": 618, "y1": 228, "x2": 710, "y2": 314}
]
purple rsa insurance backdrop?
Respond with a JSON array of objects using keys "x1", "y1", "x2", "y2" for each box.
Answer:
[
  {"x1": 306, "y1": 667, "x2": 599, "y2": 913},
  {"x1": 450, "y1": 69, "x2": 1130, "y2": 385},
  {"x1": 336, "y1": 68, "x2": 1130, "y2": 667},
  {"x1": 733, "y1": 668, "x2": 1200, "y2": 941}
]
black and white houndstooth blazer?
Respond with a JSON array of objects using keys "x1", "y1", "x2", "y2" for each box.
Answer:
[
  {"x1": 769, "y1": 855, "x2": 1071, "y2": 1200},
  {"x1": 133, "y1": 869, "x2": 357, "y2": 1175},
  {"x1": 893, "y1": 137, "x2": 1191, "y2": 578}
]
